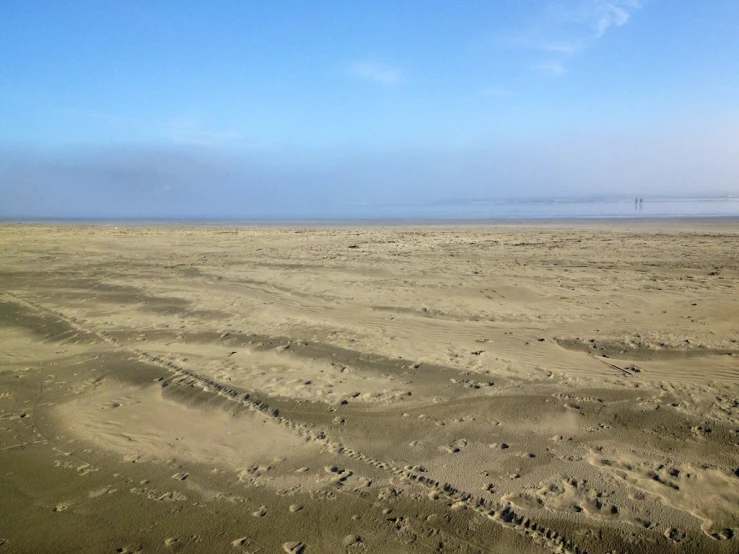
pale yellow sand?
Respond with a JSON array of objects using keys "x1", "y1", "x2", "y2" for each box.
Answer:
[{"x1": 0, "y1": 222, "x2": 737, "y2": 553}]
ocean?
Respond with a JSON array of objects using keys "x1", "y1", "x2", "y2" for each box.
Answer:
[
  {"x1": 340, "y1": 197, "x2": 739, "y2": 221},
  {"x1": 3, "y1": 196, "x2": 739, "y2": 223}
]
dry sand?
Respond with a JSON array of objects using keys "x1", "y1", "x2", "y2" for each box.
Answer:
[{"x1": 0, "y1": 221, "x2": 737, "y2": 553}]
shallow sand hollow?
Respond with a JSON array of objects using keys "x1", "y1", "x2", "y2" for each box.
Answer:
[{"x1": 0, "y1": 222, "x2": 737, "y2": 553}]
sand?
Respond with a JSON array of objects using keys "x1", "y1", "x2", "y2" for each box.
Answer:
[{"x1": 0, "y1": 221, "x2": 737, "y2": 553}]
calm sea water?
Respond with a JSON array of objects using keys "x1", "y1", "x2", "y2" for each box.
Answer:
[
  {"x1": 5, "y1": 197, "x2": 739, "y2": 223},
  {"x1": 338, "y1": 197, "x2": 739, "y2": 220}
]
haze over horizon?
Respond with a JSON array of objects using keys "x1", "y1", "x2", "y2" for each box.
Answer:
[{"x1": 2, "y1": 1, "x2": 738, "y2": 218}]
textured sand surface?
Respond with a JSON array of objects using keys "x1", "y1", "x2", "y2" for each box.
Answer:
[{"x1": 0, "y1": 222, "x2": 738, "y2": 553}]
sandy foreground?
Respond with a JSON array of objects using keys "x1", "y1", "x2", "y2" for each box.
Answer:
[{"x1": 0, "y1": 222, "x2": 737, "y2": 554}]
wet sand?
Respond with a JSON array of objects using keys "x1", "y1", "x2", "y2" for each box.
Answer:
[{"x1": 1, "y1": 222, "x2": 737, "y2": 553}]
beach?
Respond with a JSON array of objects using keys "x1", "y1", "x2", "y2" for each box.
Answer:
[{"x1": 1, "y1": 221, "x2": 737, "y2": 553}]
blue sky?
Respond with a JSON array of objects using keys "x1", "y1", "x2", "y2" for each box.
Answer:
[{"x1": 1, "y1": 1, "x2": 738, "y2": 217}]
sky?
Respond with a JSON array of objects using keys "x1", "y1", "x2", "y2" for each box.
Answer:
[{"x1": 1, "y1": 0, "x2": 738, "y2": 218}]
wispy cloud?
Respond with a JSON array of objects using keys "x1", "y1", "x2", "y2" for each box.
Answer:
[
  {"x1": 538, "y1": 42, "x2": 581, "y2": 56},
  {"x1": 536, "y1": 60, "x2": 567, "y2": 76},
  {"x1": 587, "y1": 0, "x2": 640, "y2": 38},
  {"x1": 347, "y1": 61, "x2": 403, "y2": 86},
  {"x1": 515, "y1": 1, "x2": 641, "y2": 75}
]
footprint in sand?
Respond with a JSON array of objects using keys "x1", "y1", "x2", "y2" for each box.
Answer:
[
  {"x1": 664, "y1": 528, "x2": 687, "y2": 543},
  {"x1": 282, "y1": 542, "x2": 306, "y2": 554},
  {"x1": 251, "y1": 505, "x2": 267, "y2": 517},
  {"x1": 231, "y1": 537, "x2": 250, "y2": 548},
  {"x1": 342, "y1": 534, "x2": 362, "y2": 547},
  {"x1": 88, "y1": 487, "x2": 110, "y2": 498},
  {"x1": 163, "y1": 537, "x2": 180, "y2": 550}
]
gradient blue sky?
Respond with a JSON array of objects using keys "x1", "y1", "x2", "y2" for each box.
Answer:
[{"x1": 1, "y1": 1, "x2": 738, "y2": 218}]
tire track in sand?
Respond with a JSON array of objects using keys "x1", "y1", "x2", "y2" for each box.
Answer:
[{"x1": 2, "y1": 291, "x2": 588, "y2": 554}]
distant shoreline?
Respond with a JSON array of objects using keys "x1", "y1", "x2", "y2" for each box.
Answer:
[{"x1": 3, "y1": 215, "x2": 739, "y2": 228}]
